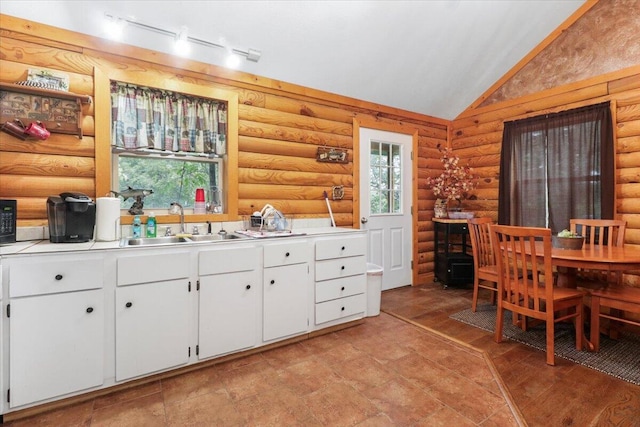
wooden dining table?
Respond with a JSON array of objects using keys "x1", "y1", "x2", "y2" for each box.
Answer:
[
  {"x1": 534, "y1": 242, "x2": 640, "y2": 288},
  {"x1": 521, "y1": 241, "x2": 640, "y2": 350}
]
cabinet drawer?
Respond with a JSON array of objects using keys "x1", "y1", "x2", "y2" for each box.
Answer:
[
  {"x1": 315, "y1": 255, "x2": 366, "y2": 282},
  {"x1": 264, "y1": 240, "x2": 311, "y2": 267},
  {"x1": 315, "y1": 293, "x2": 366, "y2": 325},
  {"x1": 199, "y1": 245, "x2": 259, "y2": 275},
  {"x1": 315, "y1": 235, "x2": 367, "y2": 260},
  {"x1": 315, "y1": 274, "x2": 366, "y2": 303},
  {"x1": 9, "y1": 253, "x2": 104, "y2": 297},
  {"x1": 117, "y1": 250, "x2": 190, "y2": 286}
]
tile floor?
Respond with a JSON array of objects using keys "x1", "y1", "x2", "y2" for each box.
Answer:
[
  {"x1": 4, "y1": 308, "x2": 519, "y2": 426},
  {"x1": 380, "y1": 283, "x2": 640, "y2": 427},
  {"x1": 5, "y1": 283, "x2": 639, "y2": 426}
]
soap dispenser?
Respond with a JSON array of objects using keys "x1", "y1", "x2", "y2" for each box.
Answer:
[
  {"x1": 146, "y1": 212, "x2": 157, "y2": 237},
  {"x1": 132, "y1": 215, "x2": 142, "y2": 238}
]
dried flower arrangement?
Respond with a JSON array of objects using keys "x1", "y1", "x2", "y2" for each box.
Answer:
[{"x1": 426, "y1": 145, "x2": 477, "y2": 208}]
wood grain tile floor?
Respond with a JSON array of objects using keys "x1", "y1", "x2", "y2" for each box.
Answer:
[
  {"x1": 4, "y1": 283, "x2": 638, "y2": 426},
  {"x1": 381, "y1": 283, "x2": 640, "y2": 427}
]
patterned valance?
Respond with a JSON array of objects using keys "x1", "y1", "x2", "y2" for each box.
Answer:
[{"x1": 110, "y1": 81, "x2": 227, "y2": 155}]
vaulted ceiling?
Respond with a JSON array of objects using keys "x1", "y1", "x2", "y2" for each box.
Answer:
[{"x1": 0, "y1": 0, "x2": 587, "y2": 120}]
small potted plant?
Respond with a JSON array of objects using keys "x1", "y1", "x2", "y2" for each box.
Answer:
[
  {"x1": 552, "y1": 229, "x2": 585, "y2": 249},
  {"x1": 426, "y1": 145, "x2": 477, "y2": 218}
]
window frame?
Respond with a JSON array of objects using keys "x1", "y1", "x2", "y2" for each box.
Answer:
[{"x1": 94, "y1": 68, "x2": 239, "y2": 225}]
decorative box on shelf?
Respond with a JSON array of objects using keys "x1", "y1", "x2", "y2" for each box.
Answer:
[{"x1": 0, "y1": 82, "x2": 92, "y2": 139}]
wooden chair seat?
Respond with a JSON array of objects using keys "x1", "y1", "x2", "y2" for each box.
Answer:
[
  {"x1": 468, "y1": 217, "x2": 498, "y2": 312},
  {"x1": 490, "y1": 224, "x2": 585, "y2": 365},
  {"x1": 589, "y1": 285, "x2": 640, "y2": 351},
  {"x1": 570, "y1": 219, "x2": 627, "y2": 288}
]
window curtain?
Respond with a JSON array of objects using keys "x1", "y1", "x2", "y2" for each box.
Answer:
[
  {"x1": 110, "y1": 82, "x2": 227, "y2": 155},
  {"x1": 498, "y1": 102, "x2": 613, "y2": 232}
]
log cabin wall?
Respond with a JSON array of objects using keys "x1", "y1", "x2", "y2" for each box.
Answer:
[
  {"x1": 0, "y1": 14, "x2": 447, "y2": 285},
  {"x1": 451, "y1": 0, "x2": 640, "y2": 287},
  {"x1": 453, "y1": 70, "x2": 640, "y2": 287}
]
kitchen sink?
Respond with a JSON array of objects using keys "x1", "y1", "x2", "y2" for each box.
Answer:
[
  {"x1": 120, "y1": 236, "x2": 190, "y2": 247},
  {"x1": 187, "y1": 234, "x2": 243, "y2": 242},
  {"x1": 120, "y1": 234, "x2": 244, "y2": 247}
]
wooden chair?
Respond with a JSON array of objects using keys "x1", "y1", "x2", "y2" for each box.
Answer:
[
  {"x1": 490, "y1": 224, "x2": 586, "y2": 365},
  {"x1": 569, "y1": 219, "x2": 627, "y2": 287},
  {"x1": 467, "y1": 217, "x2": 498, "y2": 312}
]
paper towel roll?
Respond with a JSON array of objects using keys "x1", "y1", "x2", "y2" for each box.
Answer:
[{"x1": 96, "y1": 197, "x2": 121, "y2": 241}]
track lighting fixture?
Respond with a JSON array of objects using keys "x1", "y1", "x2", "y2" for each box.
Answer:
[{"x1": 103, "y1": 14, "x2": 262, "y2": 64}]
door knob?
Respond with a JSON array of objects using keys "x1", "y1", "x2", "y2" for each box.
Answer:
[{"x1": 361, "y1": 217, "x2": 368, "y2": 224}]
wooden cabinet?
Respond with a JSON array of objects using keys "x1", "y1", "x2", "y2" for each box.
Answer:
[
  {"x1": 114, "y1": 250, "x2": 190, "y2": 381},
  {"x1": 314, "y1": 235, "x2": 367, "y2": 326},
  {"x1": 263, "y1": 241, "x2": 311, "y2": 341},
  {"x1": 6, "y1": 254, "x2": 104, "y2": 408},
  {"x1": 198, "y1": 246, "x2": 260, "y2": 359},
  {"x1": 433, "y1": 219, "x2": 474, "y2": 288}
]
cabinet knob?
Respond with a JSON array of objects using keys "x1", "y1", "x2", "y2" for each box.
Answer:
[
  {"x1": 246, "y1": 284, "x2": 251, "y2": 290},
  {"x1": 55, "y1": 274, "x2": 63, "y2": 281},
  {"x1": 285, "y1": 252, "x2": 290, "y2": 257},
  {"x1": 341, "y1": 266, "x2": 345, "y2": 270},
  {"x1": 341, "y1": 286, "x2": 345, "y2": 291},
  {"x1": 270, "y1": 280, "x2": 275, "y2": 285},
  {"x1": 86, "y1": 307, "x2": 94, "y2": 313},
  {"x1": 125, "y1": 302, "x2": 133, "y2": 308},
  {"x1": 341, "y1": 246, "x2": 345, "y2": 251},
  {"x1": 341, "y1": 306, "x2": 345, "y2": 311}
]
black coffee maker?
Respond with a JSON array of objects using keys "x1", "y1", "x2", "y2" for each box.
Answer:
[{"x1": 47, "y1": 192, "x2": 96, "y2": 243}]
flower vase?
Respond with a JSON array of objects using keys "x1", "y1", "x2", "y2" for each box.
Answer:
[{"x1": 434, "y1": 199, "x2": 448, "y2": 218}]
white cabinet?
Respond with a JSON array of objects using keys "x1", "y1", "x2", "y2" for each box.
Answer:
[
  {"x1": 314, "y1": 235, "x2": 367, "y2": 326},
  {"x1": 6, "y1": 253, "x2": 104, "y2": 408},
  {"x1": 198, "y1": 246, "x2": 260, "y2": 359},
  {"x1": 263, "y1": 241, "x2": 311, "y2": 341},
  {"x1": 115, "y1": 251, "x2": 190, "y2": 381}
]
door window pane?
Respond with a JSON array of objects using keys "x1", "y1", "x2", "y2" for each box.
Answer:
[{"x1": 370, "y1": 141, "x2": 402, "y2": 215}]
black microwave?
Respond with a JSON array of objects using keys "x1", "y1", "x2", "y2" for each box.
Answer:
[{"x1": 1, "y1": 200, "x2": 17, "y2": 244}]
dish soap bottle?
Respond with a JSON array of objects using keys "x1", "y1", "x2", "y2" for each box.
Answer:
[
  {"x1": 132, "y1": 215, "x2": 142, "y2": 238},
  {"x1": 146, "y1": 212, "x2": 157, "y2": 238}
]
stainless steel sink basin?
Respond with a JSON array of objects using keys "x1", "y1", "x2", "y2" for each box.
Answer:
[
  {"x1": 120, "y1": 234, "x2": 244, "y2": 247},
  {"x1": 187, "y1": 234, "x2": 243, "y2": 242},
  {"x1": 121, "y1": 236, "x2": 190, "y2": 247}
]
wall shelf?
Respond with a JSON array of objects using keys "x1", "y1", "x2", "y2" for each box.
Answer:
[{"x1": 0, "y1": 82, "x2": 92, "y2": 139}]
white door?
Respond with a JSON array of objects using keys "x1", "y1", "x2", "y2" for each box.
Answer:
[{"x1": 359, "y1": 127, "x2": 413, "y2": 290}]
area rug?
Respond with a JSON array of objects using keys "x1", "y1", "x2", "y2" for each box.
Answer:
[{"x1": 450, "y1": 304, "x2": 640, "y2": 386}]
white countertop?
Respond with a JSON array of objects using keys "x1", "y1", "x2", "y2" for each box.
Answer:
[{"x1": 0, "y1": 227, "x2": 365, "y2": 256}]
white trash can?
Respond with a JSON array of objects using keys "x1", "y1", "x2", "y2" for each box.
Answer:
[{"x1": 366, "y1": 263, "x2": 384, "y2": 317}]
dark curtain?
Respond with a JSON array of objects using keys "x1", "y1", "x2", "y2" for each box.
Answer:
[{"x1": 498, "y1": 102, "x2": 613, "y2": 233}]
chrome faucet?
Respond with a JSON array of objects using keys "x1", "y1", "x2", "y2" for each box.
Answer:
[{"x1": 169, "y1": 202, "x2": 186, "y2": 234}]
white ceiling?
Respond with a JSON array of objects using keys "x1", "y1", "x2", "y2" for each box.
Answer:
[{"x1": 0, "y1": 0, "x2": 586, "y2": 120}]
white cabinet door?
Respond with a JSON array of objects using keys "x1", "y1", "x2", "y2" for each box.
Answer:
[
  {"x1": 263, "y1": 263, "x2": 308, "y2": 341},
  {"x1": 199, "y1": 270, "x2": 258, "y2": 359},
  {"x1": 9, "y1": 290, "x2": 104, "y2": 408},
  {"x1": 115, "y1": 280, "x2": 190, "y2": 381}
]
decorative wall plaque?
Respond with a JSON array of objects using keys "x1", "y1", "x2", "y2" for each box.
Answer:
[{"x1": 0, "y1": 82, "x2": 91, "y2": 138}]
